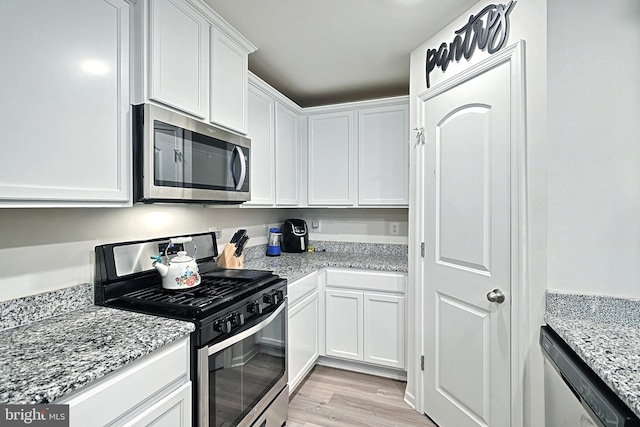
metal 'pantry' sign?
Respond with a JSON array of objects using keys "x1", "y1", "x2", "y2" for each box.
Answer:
[{"x1": 425, "y1": 1, "x2": 516, "y2": 88}]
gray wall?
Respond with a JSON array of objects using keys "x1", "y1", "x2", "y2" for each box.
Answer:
[
  {"x1": 0, "y1": 206, "x2": 407, "y2": 301},
  {"x1": 547, "y1": 0, "x2": 640, "y2": 297}
]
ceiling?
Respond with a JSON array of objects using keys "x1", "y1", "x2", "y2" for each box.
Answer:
[{"x1": 204, "y1": 0, "x2": 479, "y2": 107}]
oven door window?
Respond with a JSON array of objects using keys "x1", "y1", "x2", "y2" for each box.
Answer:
[{"x1": 209, "y1": 307, "x2": 285, "y2": 427}]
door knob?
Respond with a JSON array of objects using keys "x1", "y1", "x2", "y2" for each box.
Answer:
[{"x1": 486, "y1": 289, "x2": 505, "y2": 304}]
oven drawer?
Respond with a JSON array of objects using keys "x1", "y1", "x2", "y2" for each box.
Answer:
[{"x1": 59, "y1": 337, "x2": 190, "y2": 427}]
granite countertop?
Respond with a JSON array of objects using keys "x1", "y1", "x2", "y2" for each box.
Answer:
[
  {"x1": 545, "y1": 292, "x2": 640, "y2": 419},
  {"x1": 0, "y1": 240, "x2": 406, "y2": 406},
  {"x1": 0, "y1": 285, "x2": 194, "y2": 405},
  {"x1": 243, "y1": 241, "x2": 408, "y2": 281}
]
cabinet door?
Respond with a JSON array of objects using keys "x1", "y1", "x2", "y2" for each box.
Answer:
[
  {"x1": 0, "y1": 0, "x2": 130, "y2": 207},
  {"x1": 246, "y1": 85, "x2": 275, "y2": 205},
  {"x1": 210, "y1": 27, "x2": 249, "y2": 134},
  {"x1": 149, "y1": 0, "x2": 208, "y2": 118},
  {"x1": 61, "y1": 338, "x2": 190, "y2": 427},
  {"x1": 307, "y1": 111, "x2": 355, "y2": 205},
  {"x1": 363, "y1": 293, "x2": 405, "y2": 369},
  {"x1": 275, "y1": 103, "x2": 300, "y2": 205},
  {"x1": 122, "y1": 381, "x2": 191, "y2": 427},
  {"x1": 358, "y1": 104, "x2": 409, "y2": 205},
  {"x1": 325, "y1": 289, "x2": 363, "y2": 361},
  {"x1": 288, "y1": 291, "x2": 319, "y2": 392}
]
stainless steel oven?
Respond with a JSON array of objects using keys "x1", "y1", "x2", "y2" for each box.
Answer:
[
  {"x1": 94, "y1": 232, "x2": 288, "y2": 427},
  {"x1": 132, "y1": 104, "x2": 251, "y2": 204},
  {"x1": 198, "y1": 302, "x2": 288, "y2": 427}
]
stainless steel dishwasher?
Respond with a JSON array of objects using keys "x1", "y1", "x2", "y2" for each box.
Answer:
[{"x1": 540, "y1": 326, "x2": 640, "y2": 427}]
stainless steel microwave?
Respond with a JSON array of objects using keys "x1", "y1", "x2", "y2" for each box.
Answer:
[{"x1": 133, "y1": 104, "x2": 250, "y2": 204}]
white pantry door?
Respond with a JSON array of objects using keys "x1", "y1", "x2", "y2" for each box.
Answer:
[{"x1": 421, "y1": 58, "x2": 513, "y2": 427}]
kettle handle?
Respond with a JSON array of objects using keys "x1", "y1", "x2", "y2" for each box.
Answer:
[{"x1": 164, "y1": 237, "x2": 198, "y2": 260}]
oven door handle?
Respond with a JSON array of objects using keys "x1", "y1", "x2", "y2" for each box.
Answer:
[{"x1": 208, "y1": 302, "x2": 286, "y2": 356}]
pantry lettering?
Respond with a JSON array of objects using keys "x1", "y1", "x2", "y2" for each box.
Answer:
[{"x1": 425, "y1": 1, "x2": 516, "y2": 88}]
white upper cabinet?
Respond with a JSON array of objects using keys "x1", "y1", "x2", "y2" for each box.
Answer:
[
  {"x1": 305, "y1": 97, "x2": 409, "y2": 207},
  {"x1": 133, "y1": 0, "x2": 255, "y2": 130},
  {"x1": 358, "y1": 104, "x2": 409, "y2": 206},
  {"x1": 246, "y1": 84, "x2": 275, "y2": 205},
  {"x1": 148, "y1": 0, "x2": 209, "y2": 118},
  {"x1": 0, "y1": 0, "x2": 131, "y2": 207},
  {"x1": 275, "y1": 103, "x2": 300, "y2": 205},
  {"x1": 307, "y1": 111, "x2": 356, "y2": 206},
  {"x1": 210, "y1": 27, "x2": 249, "y2": 134},
  {"x1": 245, "y1": 74, "x2": 301, "y2": 207}
]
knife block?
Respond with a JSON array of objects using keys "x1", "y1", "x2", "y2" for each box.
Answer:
[{"x1": 216, "y1": 243, "x2": 244, "y2": 269}]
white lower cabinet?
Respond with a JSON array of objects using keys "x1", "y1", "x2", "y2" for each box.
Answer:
[
  {"x1": 287, "y1": 272, "x2": 320, "y2": 392},
  {"x1": 287, "y1": 268, "x2": 406, "y2": 394},
  {"x1": 325, "y1": 289, "x2": 363, "y2": 361},
  {"x1": 288, "y1": 290, "x2": 320, "y2": 392},
  {"x1": 58, "y1": 337, "x2": 191, "y2": 427},
  {"x1": 363, "y1": 293, "x2": 405, "y2": 368},
  {"x1": 324, "y1": 269, "x2": 406, "y2": 370},
  {"x1": 123, "y1": 382, "x2": 191, "y2": 427}
]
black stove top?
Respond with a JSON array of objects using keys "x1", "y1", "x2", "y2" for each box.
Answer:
[
  {"x1": 94, "y1": 232, "x2": 286, "y2": 329},
  {"x1": 111, "y1": 269, "x2": 280, "y2": 320},
  {"x1": 121, "y1": 277, "x2": 247, "y2": 309}
]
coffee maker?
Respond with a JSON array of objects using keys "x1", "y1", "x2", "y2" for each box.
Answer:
[{"x1": 281, "y1": 219, "x2": 309, "y2": 253}]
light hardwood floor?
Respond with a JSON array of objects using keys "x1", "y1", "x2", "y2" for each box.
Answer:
[{"x1": 288, "y1": 366, "x2": 438, "y2": 427}]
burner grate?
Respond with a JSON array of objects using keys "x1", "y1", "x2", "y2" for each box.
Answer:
[{"x1": 121, "y1": 278, "x2": 246, "y2": 309}]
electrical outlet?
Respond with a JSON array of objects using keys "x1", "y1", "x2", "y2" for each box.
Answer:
[
  {"x1": 390, "y1": 222, "x2": 400, "y2": 236},
  {"x1": 311, "y1": 220, "x2": 320, "y2": 231}
]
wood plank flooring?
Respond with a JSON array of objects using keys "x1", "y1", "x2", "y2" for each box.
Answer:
[{"x1": 288, "y1": 366, "x2": 438, "y2": 427}]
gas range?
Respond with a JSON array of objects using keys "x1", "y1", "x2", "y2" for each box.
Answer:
[{"x1": 94, "y1": 232, "x2": 289, "y2": 427}]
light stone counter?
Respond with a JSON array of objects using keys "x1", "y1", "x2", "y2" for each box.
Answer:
[
  {"x1": 545, "y1": 291, "x2": 640, "y2": 419},
  {"x1": 0, "y1": 284, "x2": 194, "y2": 405},
  {"x1": 242, "y1": 241, "x2": 408, "y2": 281}
]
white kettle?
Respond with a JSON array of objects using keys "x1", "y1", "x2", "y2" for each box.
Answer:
[{"x1": 151, "y1": 237, "x2": 201, "y2": 290}]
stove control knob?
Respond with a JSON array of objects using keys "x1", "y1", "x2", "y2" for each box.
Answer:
[
  {"x1": 264, "y1": 290, "x2": 282, "y2": 305},
  {"x1": 231, "y1": 312, "x2": 245, "y2": 326},
  {"x1": 248, "y1": 301, "x2": 263, "y2": 314},
  {"x1": 214, "y1": 318, "x2": 232, "y2": 334},
  {"x1": 263, "y1": 293, "x2": 274, "y2": 305},
  {"x1": 275, "y1": 289, "x2": 285, "y2": 302}
]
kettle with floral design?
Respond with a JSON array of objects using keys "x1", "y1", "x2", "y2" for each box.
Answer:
[{"x1": 151, "y1": 237, "x2": 201, "y2": 290}]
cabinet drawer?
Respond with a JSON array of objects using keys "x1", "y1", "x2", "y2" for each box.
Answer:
[
  {"x1": 61, "y1": 337, "x2": 190, "y2": 427},
  {"x1": 288, "y1": 271, "x2": 318, "y2": 304},
  {"x1": 325, "y1": 269, "x2": 405, "y2": 293}
]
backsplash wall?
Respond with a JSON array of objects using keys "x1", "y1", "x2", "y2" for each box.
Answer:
[{"x1": 0, "y1": 206, "x2": 407, "y2": 301}]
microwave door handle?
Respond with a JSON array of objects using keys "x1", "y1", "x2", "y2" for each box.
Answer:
[
  {"x1": 232, "y1": 146, "x2": 247, "y2": 191},
  {"x1": 207, "y1": 301, "x2": 286, "y2": 356}
]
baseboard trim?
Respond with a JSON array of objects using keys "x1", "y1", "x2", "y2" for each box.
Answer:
[{"x1": 316, "y1": 356, "x2": 407, "y2": 381}]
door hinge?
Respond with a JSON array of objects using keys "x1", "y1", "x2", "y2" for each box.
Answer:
[
  {"x1": 420, "y1": 242, "x2": 425, "y2": 258},
  {"x1": 420, "y1": 355, "x2": 425, "y2": 371}
]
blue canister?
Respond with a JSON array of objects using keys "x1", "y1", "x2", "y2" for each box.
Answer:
[{"x1": 266, "y1": 228, "x2": 282, "y2": 256}]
